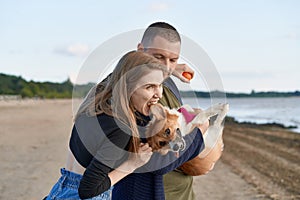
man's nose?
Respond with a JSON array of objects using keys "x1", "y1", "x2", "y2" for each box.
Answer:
[{"x1": 161, "y1": 59, "x2": 170, "y2": 69}]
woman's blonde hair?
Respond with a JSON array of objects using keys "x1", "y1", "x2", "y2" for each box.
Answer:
[{"x1": 76, "y1": 51, "x2": 169, "y2": 153}]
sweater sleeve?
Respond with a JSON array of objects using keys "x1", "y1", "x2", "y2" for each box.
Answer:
[
  {"x1": 136, "y1": 128, "x2": 204, "y2": 175},
  {"x1": 79, "y1": 158, "x2": 112, "y2": 199},
  {"x1": 78, "y1": 115, "x2": 132, "y2": 199}
]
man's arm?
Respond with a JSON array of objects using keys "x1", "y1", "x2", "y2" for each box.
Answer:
[{"x1": 179, "y1": 136, "x2": 224, "y2": 175}]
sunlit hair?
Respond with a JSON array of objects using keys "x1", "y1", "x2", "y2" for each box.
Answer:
[
  {"x1": 76, "y1": 51, "x2": 170, "y2": 153},
  {"x1": 141, "y1": 22, "x2": 181, "y2": 48}
]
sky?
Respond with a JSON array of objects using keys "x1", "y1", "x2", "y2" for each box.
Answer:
[{"x1": 1, "y1": 0, "x2": 299, "y2": 93}]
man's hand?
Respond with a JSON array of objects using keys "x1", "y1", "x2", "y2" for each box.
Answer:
[{"x1": 172, "y1": 63, "x2": 194, "y2": 83}]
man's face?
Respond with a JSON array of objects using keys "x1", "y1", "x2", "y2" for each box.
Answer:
[{"x1": 141, "y1": 36, "x2": 181, "y2": 73}]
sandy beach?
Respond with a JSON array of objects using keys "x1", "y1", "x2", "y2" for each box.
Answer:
[{"x1": 0, "y1": 99, "x2": 299, "y2": 200}]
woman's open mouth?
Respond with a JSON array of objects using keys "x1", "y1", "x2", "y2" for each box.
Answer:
[{"x1": 147, "y1": 101, "x2": 158, "y2": 106}]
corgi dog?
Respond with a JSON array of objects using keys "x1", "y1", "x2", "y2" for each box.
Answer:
[{"x1": 145, "y1": 103, "x2": 229, "y2": 157}]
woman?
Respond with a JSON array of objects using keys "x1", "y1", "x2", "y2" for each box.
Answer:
[{"x1": 45, "y1": 51, "x2": 170, "y2": 200}]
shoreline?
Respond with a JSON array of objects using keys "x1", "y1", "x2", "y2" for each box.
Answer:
[
  {"x1": 1, "y1": 99, "x2": 298, "y2": 131},
  {"x1": 226, "y1": 116, "x2": 299, "y2": 133},
  {"x1": 2, "y1": 98, "x2": 299, "y2": 133}
]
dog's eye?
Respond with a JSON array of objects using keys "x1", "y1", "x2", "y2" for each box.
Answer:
[
  {"x1": 165, "y1": 128, "x2": 170, "y2": 136},
  {"x1": 159, "y1": 141, "x2": 167, "y2": 147}
]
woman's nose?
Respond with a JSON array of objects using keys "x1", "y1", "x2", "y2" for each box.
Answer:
[{"x1": 154, "y1": 87, "x2": 163, "y2": 99}]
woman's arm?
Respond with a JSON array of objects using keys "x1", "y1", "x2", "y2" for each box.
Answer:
[
  {"x1": 76, "y1": 114, "x2": 133, "y2": 199},
  {"x1": 79, "y1": 143, "x2": 152, "y2": 199},
  {"x1": 79, "y1": 157, "x2": 111, "y2": 199}
]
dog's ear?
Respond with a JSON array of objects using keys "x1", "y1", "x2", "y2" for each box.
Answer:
[
  {"x1": 150, "y1": 103, "x2": 166, "y2": 120},
  {"x1": 147, "y1": 104, "x2": 166, "y2": 138}
]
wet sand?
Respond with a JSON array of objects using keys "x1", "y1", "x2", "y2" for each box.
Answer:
[{"x1": 0, "y1": 100, "x2": 299, "y2": 200}]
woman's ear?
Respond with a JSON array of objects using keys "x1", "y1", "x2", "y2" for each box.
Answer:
[{"x1": 150, "y1": 103, "x2": 166, "y2": 120}]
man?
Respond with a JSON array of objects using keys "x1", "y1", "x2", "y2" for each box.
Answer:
[
  {"x1": 111, "y1": 22, "x2": 223, "y2": 200},
  {"x1": 136, "y1": 22, "x2": 223, "y2": 200},
  {"x1": 111, "y1": 24, "x2": 203, "y2": 200}
]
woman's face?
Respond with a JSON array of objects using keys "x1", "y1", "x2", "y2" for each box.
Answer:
[{"x1": 131, "y1": 70, "x2": 164, "y2": 116}]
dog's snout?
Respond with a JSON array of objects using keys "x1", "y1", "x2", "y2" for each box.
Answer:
[
  {"x1": 178, "y1": 141, "x2": 185, "y2": 151},
  {"x1": 172, "y1": 144, "x2": 180, "y2": 151},
  {"x1": 179, "y1": 143, "x2": 184, "y2": 149},
  {"x1": 170, "y1": 139, "x2": 186, "y2": 152}
]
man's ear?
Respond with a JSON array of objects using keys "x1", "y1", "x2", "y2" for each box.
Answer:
[
  {"x1": 150, "y1": 103, "x2": 166, "y2": 120},
  {"x1": 137, "y1": 43, "x2": 144, "y2": 51}
]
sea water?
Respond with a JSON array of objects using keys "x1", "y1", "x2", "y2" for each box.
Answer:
[{"x1": 182, "y1": 97, "x2": 300, "y2": 133}]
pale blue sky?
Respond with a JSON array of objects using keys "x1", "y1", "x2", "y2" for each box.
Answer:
[{"x1": 1, "y1": 0, "x2": 299, "y2": 92}]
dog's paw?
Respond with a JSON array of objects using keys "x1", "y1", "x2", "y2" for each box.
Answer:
[
  {"x1": 211, "y1": 103, "x2": 229, "y2": 125},
  {"x1": 210, "y1": 103, "x2": 227, "y2": 111}
]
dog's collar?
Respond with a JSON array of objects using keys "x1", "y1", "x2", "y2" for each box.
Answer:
[{"x1": 177, "y1": 107, "x2": 196, "y2": 123}]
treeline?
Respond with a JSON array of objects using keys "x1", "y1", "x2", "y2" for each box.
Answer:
[
  {"x1": 0, "y1": 73, "x2": 93, "y2": 98},
  {"x1": 180, "y1": 90, "x2": 300, "y2": 98},
  {"x1": 1, "y1": 73, "x2": 299, "y2": 99}
]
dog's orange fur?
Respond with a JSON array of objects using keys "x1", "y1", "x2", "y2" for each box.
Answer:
[{"x1": 146, "y1": 108, "x2": 180, "y2": 152}]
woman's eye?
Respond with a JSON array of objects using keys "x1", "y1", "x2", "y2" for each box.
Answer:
[{"x1": 146, "y1": 85, "x2": 153, "y2": 89}]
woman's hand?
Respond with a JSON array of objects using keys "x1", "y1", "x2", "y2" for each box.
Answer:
[
  {"x1": 127, "y1": 143, "x2": 153, "y2": 170},
  {"x1": 108, "y1": 143, "x2": 153, "y2": 186}
]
